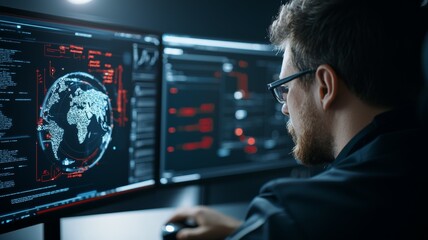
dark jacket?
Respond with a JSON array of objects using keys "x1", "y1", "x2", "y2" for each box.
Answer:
[{"x1": 227, "y1": 109, "x2": 427, "y2": 239}]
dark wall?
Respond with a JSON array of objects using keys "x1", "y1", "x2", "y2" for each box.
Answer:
[{"x1": 0, "y1": 0, "x2": 283, "y2": 43}]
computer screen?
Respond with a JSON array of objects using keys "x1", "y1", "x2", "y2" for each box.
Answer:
[
  {"x1": 0, "y1": 7, "x2": 160, "y2": 231},
  {"x1": 160, "y1": 34, "x2": 298, "y2": 184}
]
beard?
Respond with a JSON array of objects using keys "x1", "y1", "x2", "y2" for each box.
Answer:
[{"x1": 286, "y1": 97, "x2": 334, "y2": 166}]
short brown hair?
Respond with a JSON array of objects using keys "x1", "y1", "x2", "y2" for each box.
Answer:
[{"x1": 270, "y1": 0, "x2": 426, "y2": 108}]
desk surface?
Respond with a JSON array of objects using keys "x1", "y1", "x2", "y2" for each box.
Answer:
[{"x1": 60, "y1": 203, "x2": 248, "y2": 240}]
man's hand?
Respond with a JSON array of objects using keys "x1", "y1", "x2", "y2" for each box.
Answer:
[{"x1": 167, "y1": 206, "x2": 242, "y2": 240}]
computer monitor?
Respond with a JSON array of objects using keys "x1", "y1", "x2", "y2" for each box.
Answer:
[
  {"x1": 0, "y1": 7, "x2": 160, "y2": 232},
  {"x1": 160, "y1": 34, "x2": 298, "y2": 184}
]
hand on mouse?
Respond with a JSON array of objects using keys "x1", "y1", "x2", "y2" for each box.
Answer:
[{"x1": 166, "y1": 206, "x2": 242, "y2": 240}]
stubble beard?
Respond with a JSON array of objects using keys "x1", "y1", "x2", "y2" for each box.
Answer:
[{"x1": 286, "y1": 98, "x2": 334, "y2": 166}]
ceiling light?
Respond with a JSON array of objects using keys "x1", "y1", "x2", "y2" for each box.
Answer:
[{"x1": 68, "y1": 0, "x2": 93, "y2": 4}]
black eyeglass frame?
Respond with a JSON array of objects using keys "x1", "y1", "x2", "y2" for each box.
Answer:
[{"x1": 267, "y1": 69, "x2": 316, "y2": 103}]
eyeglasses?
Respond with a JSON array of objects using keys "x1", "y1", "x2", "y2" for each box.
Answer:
[{"x1": 267, "y1": 69, "x2": 316, "y2": 104}]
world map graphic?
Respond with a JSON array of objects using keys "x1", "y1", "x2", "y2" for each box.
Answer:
[{"x1": 37, "y1": 72, "x2": 113, "y2": 173}]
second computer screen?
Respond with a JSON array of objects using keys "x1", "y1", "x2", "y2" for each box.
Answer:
[{"x1": 160, "y1": 35, "x2": 297, "y2": 184}]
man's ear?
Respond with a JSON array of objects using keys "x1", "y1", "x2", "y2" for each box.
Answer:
[{"x1": 315, "y1": 64, "x2": 339, "y2": 110}]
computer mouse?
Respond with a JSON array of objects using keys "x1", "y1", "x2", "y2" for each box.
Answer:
[{"x1": 161, "y1": 221, "x2": 197, "y2": 240}]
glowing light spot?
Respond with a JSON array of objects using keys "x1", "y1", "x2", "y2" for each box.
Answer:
[
  {"x1": 170, "y1": 87, "x2": 178, "y2": 94},
  {"x1": 244, "y1": 145, "x2": 257, "y2": 154},
  {"x1": 165, "y1": 225, "x2": 175, "y2": 232},
  {"x1": 68, "y1": 0, "x2": 93, "y2": 4},
  {"x1": 235, "y1": 109, "x2": 247, "y2": 120},
  {"x1": 200, "y1": 103, "x2": 215, "y2": 113},
  {"x1": 223, "y1": 63, "x2": 233, "y2": 72},
  {"x1": 247, "y1": 137, "x2": 256, "y2": 145},
  {"x1": 167, "y1": 146, "x2": 175, "y2": 152},
  {"x1": 168, "y1": 127, "x2": 176, "y2": 133},
  {"x1": 235, "y1": 128, "x2": 243, "y2": 136},
  {"x1": 179, "y1": 107, "x2": 197, "y2": 117},
  {"x1": 218, "y1": 148, "x2": 230, "y2": 157},
  {"x1": 234, "y1": 91, "x2": 243, "y2": 100},
  {"x1": 169, "y1": 108, "x2": 177, "y2": 114}
]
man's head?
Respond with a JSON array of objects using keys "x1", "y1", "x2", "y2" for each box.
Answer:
[
  {"x1": 269, "y1": 0, "x2": 426, "y2": 165},
  {"x1": 270, "y1": 0, "x2": 424, "y2": 107}
]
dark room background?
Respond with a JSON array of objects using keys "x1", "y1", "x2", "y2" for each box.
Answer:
[{"x1": 0, "y1": 0, "x2": 283, "y2": 43}]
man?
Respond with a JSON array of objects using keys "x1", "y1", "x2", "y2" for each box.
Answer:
[{"x1": 167, "y1": 0, "x2": 428, "y2": 239}]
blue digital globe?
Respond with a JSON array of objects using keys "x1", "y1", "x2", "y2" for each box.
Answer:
[{"x1": 37, "y1": 72, "x2": 113, "y2": 173}]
